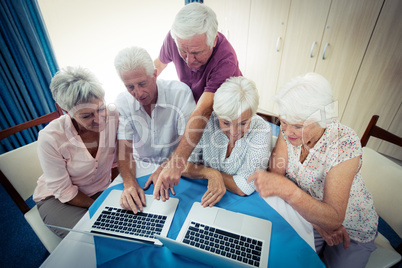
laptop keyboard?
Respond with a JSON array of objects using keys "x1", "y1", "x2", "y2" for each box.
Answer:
[
  {"x1": 91, "y1": 206, "x2": 167, "y2": 239},
  {"x1": 183, "y1": 221, "x2": 263, "y2": 267}
]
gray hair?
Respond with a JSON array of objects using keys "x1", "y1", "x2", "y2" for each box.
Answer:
[
  {"x1": 213, "y1": 76, "x2": 259, "y2": 120},
  {"x1": 50, "y1": 66, "x2": 104, "y2": 112},
  {"x1": 274, "y1": 72, "x2": 335, "y2": 128},
  {"x1": 114, "y1": 46, "x2": 155, "y2": 77},
  {"x1": 171, "y1": 3, "x2": 218, "y2": 49}
]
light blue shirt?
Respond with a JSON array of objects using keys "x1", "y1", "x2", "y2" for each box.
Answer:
[{"x1": 189, "y1": 112, "x2": 272, "y2": 195}]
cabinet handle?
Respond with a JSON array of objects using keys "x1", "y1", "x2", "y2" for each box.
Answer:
[
  {"x1": 310, "y1": 42, "x2": 317, "y2": 58},
  {"x1": 276, "y1": 37, "x2": 281, "y2": 52},
  {"x1": 322, "y1": 43, "x2": 329, "y2": 60}
]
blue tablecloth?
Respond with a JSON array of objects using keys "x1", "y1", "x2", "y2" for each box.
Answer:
[{"x1": 89, "y1": 175, "x2": 324, "y2": 267}]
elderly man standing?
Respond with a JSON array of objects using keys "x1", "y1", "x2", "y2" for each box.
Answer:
[
  {"x1": 114, "y1": 46, "x2": 196, "y2": 213},
  {"x1": 153, "y1": 3, "x2": 242, "y2": 200}
]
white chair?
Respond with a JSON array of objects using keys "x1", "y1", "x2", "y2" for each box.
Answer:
[
  {"x1": 0, "y1": 110, "x2": 63, "y2": 253},
  {"x1": 362, "y1": 147, "x2": 402, "y2": 268},
  {"x1": 360, "y1": 115, "x2": 402, "y2": 268}
]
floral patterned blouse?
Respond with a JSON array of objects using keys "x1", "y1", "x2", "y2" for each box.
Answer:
[{"x1": 283, "y1": 119, "x2": 378, "y2": 243}]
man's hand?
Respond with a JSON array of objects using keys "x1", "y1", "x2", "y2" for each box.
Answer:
[
  {"x1": 144, "y1": 167, "x2": 162, "y2": 190},
  {"x1": 201, "y1": 170, "x2": 226, "y2": 207},
  {"x1": 117, "y1": 140, "x2": 146, "y2": 213},
  {"x1": 152, "y1": 93, "x2": 214, "y2": 200},
  {"x1": 120, "y1": 184, "x2": 146, "y2": 214},
  {"x1": 144, "y1": 165, "x2": 176, "y2": 201},
  {"x1": 314, "y1": 224, "x2": 351, "y2": 250},
  {"x1": 153, "y1": 158, "x2": 185, "y2": 201}
]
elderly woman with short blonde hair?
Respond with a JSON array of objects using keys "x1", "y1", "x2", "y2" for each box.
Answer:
[{"x1": 33, "y1": 66, "x2": 118, "y2": 238}]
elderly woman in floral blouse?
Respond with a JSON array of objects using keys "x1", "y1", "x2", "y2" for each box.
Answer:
[{"x1": 248, "y1": 73, "x2": 378, "y2": 268}]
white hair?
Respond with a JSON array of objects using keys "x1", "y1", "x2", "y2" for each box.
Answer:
[
  {"x1": 171, "y1": 3, "x2": 218, "y2": 49},
  {"x1": 274, "y1": 72, "x2": 335, "y2": 127},
  {"x1": 50, "y1": 66, "x2": 104, "y2": 112},
  {"x1": 213, "y1": 76, "x2": 259, "y2": 120},
  {"x1": 114, "y1": 46, "x2": 155, "y2": 77}
]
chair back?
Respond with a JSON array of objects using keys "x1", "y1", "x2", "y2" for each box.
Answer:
[
  {"x1": 0, "y1": 108, "x2": 63, "y2": 252},
  {"x1": 0, "y1": 109, "x2": 63, "y2": 213},
  {"x1": 0, "y1": 142, "x2": 42, "y2": 201},
  {"x1": 361, "y1": 115, "x2": 402, "y2": 147},
  {"x1": 361, "y1": 147, "x2": 402, "y2": 239}
]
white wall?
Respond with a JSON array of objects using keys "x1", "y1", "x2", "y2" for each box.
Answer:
[{"x1": 38, "y1": 0, "x2": 183, "y2": 104}]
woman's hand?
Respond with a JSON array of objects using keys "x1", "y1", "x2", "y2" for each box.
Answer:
[
  {"x1": 201, "y1": 169, "x2": 226, "y2": 207},
  {"x1": 248, "y1": 170, "x2": 291, "y2": 199},
  {"x1": 314, "y1": 224, "x2": 351, "y2": 249},
  {"x1": 120, "y1": 184, "x2": 146, "y2": 214}
]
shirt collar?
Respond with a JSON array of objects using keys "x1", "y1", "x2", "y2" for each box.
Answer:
[{"x1": 154, "y1": 80, "x2": 168, "y2": 109}]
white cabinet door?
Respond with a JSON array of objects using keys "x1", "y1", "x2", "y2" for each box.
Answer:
[
  {"x1": 278, "y1": 0, "x2": 382, "y2": 119},
  {"x1": 244, "y1": 0, "x2": 291, "y2": 112},
  {"x1": 341, "y1": 0, "x2": 402, "y2": 160},
  {"x1": 277, "y1": 0, "x2": 331, "y2": 94},
  {"x1": 315, "y1": 0, "x2": 383, "y2": 119},
  {"x1": 204, "y1": 0, "x2": 251, "y2": 73}
]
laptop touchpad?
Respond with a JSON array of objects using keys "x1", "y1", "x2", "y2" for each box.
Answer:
[{"x1": 214, "y1": 209, "x2": 243, "y2": 232}]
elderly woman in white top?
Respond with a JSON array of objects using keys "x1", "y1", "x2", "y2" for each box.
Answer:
[
  {"x1": 182, "y1": 76, "x2": 271, "y2": 207},
  {"x1": 33, "y1": 67, "x2": 118, "y2": 238},
  {"x1": 248, "y1": 73, "x2": 378, "y2": 267}
]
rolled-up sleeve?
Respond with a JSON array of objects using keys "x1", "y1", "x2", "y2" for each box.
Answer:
[{"x1": 232, "y1": 126, "x2": 271, "y2": 195}]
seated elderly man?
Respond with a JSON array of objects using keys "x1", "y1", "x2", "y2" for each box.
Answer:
[
  {"x1": 114, "y1": 46, "x2": 196, "y2": 213},
  {"x1": 182, "y1": 76, "x2": 272, "y2": 207}
]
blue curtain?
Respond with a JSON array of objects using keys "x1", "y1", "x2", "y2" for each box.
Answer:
[
  {"x1": 0, "y1": 0, "x2": 58, "y2": 154},
  {"x1": 185, "y1": 0, "x2": 203, "y2": 4}
]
